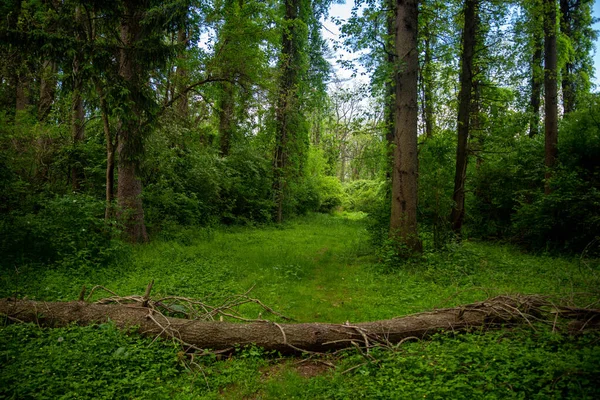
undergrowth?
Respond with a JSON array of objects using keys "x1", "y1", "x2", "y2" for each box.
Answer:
[{"x1": 1, "y1": 212, "x2": 599, "y2": 398}]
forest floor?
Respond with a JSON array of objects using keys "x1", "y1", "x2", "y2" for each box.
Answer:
[{"x1": 1, "y1": 212, "x2": 599, "y2": 399}]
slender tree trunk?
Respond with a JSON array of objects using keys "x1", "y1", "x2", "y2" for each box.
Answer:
[
  {"x1": 422, "y1": 20, "x2": 435, "y2": 139},
  {"x1": 176, "y1": 27, "x2": 189, "y2": 118},
  {"x1": 529, "y1": 44, "x2": 543, "y2": 137},
  {"x1": 70, "y1": 6, "x2": 86, "y2": 192},
  {"x1": 38, "y1": 60, "x2": 57, "y2": 121},
  {"x1": 559, "y1": 0, "x2": 574, "y2": 114},
  {"x1": 95, "y1": 82, "x2": 115, "y2": 221},
  {"x1": 389, "y1": 0, "x2": 421, "y2": 254},
  {"x1": 449, "y1": 0, "x2": 478, "y2": 236},
  {"x1": 218, "y1": 82, "x2": 235, "y2": 156},
  {"x1": 544, "y1": 0, "x2": 558, "y2": 195},
  {"x1": 384, "y1": 0, "x2": 396, "y2": 182},
  {"x1": 116, "y1": 0, "x2": 148, "y2": 242},
  {"x1": 15, "y1": 73, "x2": 30, "y2": 112}
]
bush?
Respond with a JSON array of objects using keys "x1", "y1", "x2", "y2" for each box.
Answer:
[
  {"x1": 511, "y1": 97, "x2": 600, "y2": 253},
  {"x1": 343, "y1": 179, "x2": 384, "y2": 213},
  {"x1": 0, "y1": 193, "x2": 123, "y2": 269}
]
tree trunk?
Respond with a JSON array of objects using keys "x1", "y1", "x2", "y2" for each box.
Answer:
[
  {"x1": 273, "y1": 0, "x2": 303, "y2": 223},
  {"x1": 70, "y1": 6, "x2": 86, "y2": 192},
  {"x1": 384, "y1": 0, "x2": 396, "y2": 182},
  {"x1": 218, "y1": 82, "x2": 235, "y2": 156},
  {"x1": 544, "y1": 0, "x2": 558, "y2": 195},
  {"x1": 116, "y1": 0, "x2": 148, "y2": 242},
  {"x1": 3, "y1": 296, "x2": 591, "y2": 354},
  {"x1": 38, "y1": 60, "x2": 57, "y2": 121},
  {"x1": 95, "y1": 82, "x2": 115, "y2": 221},
  {"x1": 176, "y1": 27, "x2": 189, "y2": 118},
  {"x1": 449, "y1": 0, "x2": 478, "y2": 236},
  {"x1": 529, "y1": 44, "x2": 542, "y2": 137},
  {"x1": 559, "y1": 0, "x2": 574, "y2": 114},
  {"x1": 15, "y1": 72, "x2": 30, "y2": 112},
  {"x1": 389, "y1": 0, "x2": 421, "y2": 254}
]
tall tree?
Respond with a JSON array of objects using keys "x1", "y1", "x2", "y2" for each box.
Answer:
[
  {"x1": 116, "y1": 0, "x2": 150, "y2": 242},
  {"x1": 273, "y1": 0, "x2": 309, "y2": 223},
  {"x1": 543, "y1": 0, "x2": 558, "y2": 194},
  {"x1": 71, "y1": 6, "x2": 86, "y2": 191},
  {"x1": 528, "y1": 0, "x2": 544, "y2": 137},
  {"x1": 389, "y1": 0, "x2": 421, "y2": 254},
  {"x1": 559, "y1": 0, "x2": 595, "y2": 114},
  {"x1": 449, "y1": 0, "x2": 478, "y2": 235}
]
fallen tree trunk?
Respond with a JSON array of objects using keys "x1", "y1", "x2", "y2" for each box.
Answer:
[{"x1": 1, "y1": 295, "x2": 598, "y2": 353}]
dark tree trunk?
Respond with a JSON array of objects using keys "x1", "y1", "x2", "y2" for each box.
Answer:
[
  {"x1": 273, "y1": 0, "x2": 302, "y2": 223},
  {"x1": 384, "y1": 0, "x2": 396, "y2": 182},
  {"x1": 450, "y1": 0, "x2": 478, "y2": 236},
  {"x1": 176, "y1": 27, "x2": 189, "y2": 118},
  {"x1": 529, "y1": 44, "x2": 543, "y2": 137},
  {"x1": 421, "y1": 16, "x2": 435, "y2": 140},
  {"x1": 15, "y1": 72, "x2": 30, "y2": 112},
  {"x1": 38, "y1": 60, "x2": 57, "y2": 121},
  {"x1": 389, "y1": 0, "x2": 421, "y2": 254},
  {"x1": 559, "y1": 0, "x2": 574, "y2": 114},
  {"x1": 544, "y1": 0, "x2": 558, "y2": 195},
  {"x1": 218, "y1": 82, "x2": 235, "y2": 157},
  {"x1": 116, "y1": 0, "x2": 148, "y2": 242},
  {"x1": 70, "y1": 7, "x2": 85, "y2": 192},
  {"x1": 95, "y1": 82, "x2": 115, "y2": 221}
]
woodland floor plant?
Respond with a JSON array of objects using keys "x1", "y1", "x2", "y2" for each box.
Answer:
[{"x1": 1, "y1": 213, "x2": 599, "y2": 398}]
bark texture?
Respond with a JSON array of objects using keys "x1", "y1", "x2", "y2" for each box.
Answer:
[
  {"x1": 273, "y1": 0, "x2": 302, "y2": 223},
  {"x1": 559, "y1": 0, "x2": 574, "y2": 114},
  {"x1": 389, "y1": 0, "x2": 421, "y2": 253},
  {"x1": 450, "y1": 0, "x2": 478, "y2": 235},
  {"x1": 3, "y1": 296, "x2": 591, "y2": 353},
  {"x1": 544, "y1": 0, "x2": 558, "y2": 195},
  {"x1": 116, "y1": 0, "x2": 148, "y2": 242}
]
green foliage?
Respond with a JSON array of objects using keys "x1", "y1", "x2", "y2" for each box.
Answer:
[
  {"x1": 0, "y1": 193, "x2": 123, "y2": 270},
  {"x1": 297, "y1": 328, "x2": 600, "y2": 399},
  {"x1": 142, "y1": 130, "x2": 274, "y2": 230},
  {"x1": 510, "y1": 98, "x2": 600, "y2": 253},
  {"x1": 417, "y1": 130, "x2": 456, "y2": 246},
  {"x1": 342, "y1": 179, "x2": 384, "y2": 213},
  {"x1": 1, "y1": 213, "x2": 598, "y2": 398},
  {"x1": 0, "y1": 323, "x2": 182, "y2": 399}
]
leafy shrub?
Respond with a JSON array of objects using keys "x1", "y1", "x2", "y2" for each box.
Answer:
[
  {"x1": 0, "y1": 323, "x2": 182, "y2": 399},
  {"x1": 343, "y1": 179, "x2": 384, "y2": 213},
  {"x1": 511, "y1": 97, "x2": 600, "y2": 253},
  {"x1": 0, "y1": 193, "x2": 123, "y2": 269}
]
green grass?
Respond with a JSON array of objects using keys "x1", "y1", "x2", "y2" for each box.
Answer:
[{"x1": 1, "y1": 212, "x2": 599, "y2": 398}]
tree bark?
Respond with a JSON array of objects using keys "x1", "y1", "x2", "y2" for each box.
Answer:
[
  {"x1": 544, "y1": 0, "x2": 558, "y2": 195},
  {"x1": 273, "y1": 0, "x2": 303, "y2": 223},
  {"x1": 559, "y1": 0, "x2": 574, "y2": 114},
  {"x1": 218, "y1": 82, "x2": 235, "y2": 157},
  {"x1": 71, "y1": 7, "x2": 85, "y2": 192},
  {"x1": 38, "y1": 60, "x2": 57, "y2": 121},
  {"x1": 176, "y1": 27, "x2": 189, "y2": 118},
  {"x1": 450, "y1": 0, "x2": 478, "y2": 236},
  {"x1": 389, "y1": 0, "x2": 421, "y2": 254},
  {"x1": 95, "y1": 82, "x2": 115, "y2": 221},
  {"x1": 116, "y1": 0, "x2": 148, "y2": 242},
  {"x1": 384, "y1": 0, "x2": 396, "y2": 182},
  {"x1": 529, "y1": 44, "x2": 542, "y2": 137},
  {"x1": 3, "y1": 296, "x2": 589, "y2": 354}
]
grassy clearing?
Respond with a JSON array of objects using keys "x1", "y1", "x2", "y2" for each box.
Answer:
[{"x1": 1, "y1": 212, "x2": 599, "y2": 398}]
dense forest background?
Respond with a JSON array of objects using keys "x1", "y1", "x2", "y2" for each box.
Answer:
[{"x1": 0, "y1": 0, "x2": 598, "y2": 268}]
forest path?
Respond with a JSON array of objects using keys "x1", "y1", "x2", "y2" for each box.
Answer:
[{"x1": 1, "y1": 212, "x2": 596, "y2": 325}]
